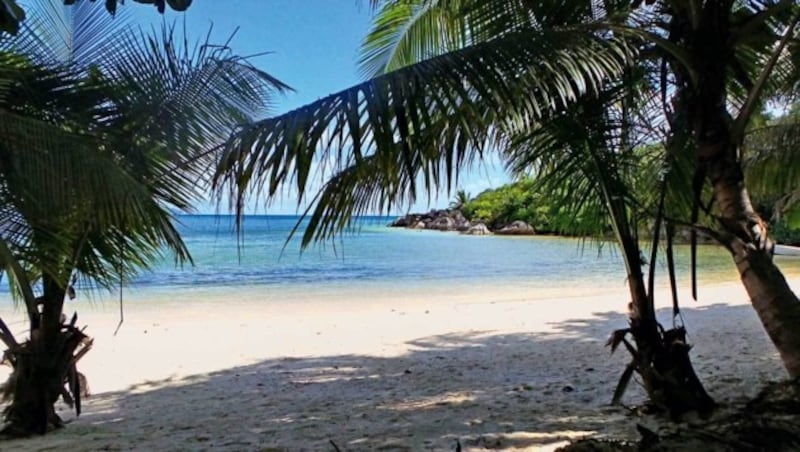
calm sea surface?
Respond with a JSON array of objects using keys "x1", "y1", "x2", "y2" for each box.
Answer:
[{"x1": 3, "y1": 214, "x2": 800, "y2": 300}]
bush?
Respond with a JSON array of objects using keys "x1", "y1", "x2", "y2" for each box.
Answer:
[
  {"x1": 461, "y1": 179, "x2": 581, "y2": 233},
  {"x1": 771, "y1": 219, "x2": 800, "y2": 245}
]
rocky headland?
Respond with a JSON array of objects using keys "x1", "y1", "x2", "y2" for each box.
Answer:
[{"x1": 389, "y1": 209, "x2": 536, "y2": 236}]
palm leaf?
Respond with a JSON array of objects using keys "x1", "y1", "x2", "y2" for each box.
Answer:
[
  {"x1": 361, "y1": 0, "x2": 630, "y2": 78},
  {"x1": 743, "y1": 118, "x2": 800, "y2": 219},
  {"x1": 1, "y1": 2, "x2": 286, "y2": 295},
  {"x1": 1, "y1": 0, "x2": 133, "y2": 65},
  {"x1": 215, "y1": 25, "x2": 635, "y2": 240},
  {"x1": 100, "y1": 23, "x2": 290, "y2": 211}
]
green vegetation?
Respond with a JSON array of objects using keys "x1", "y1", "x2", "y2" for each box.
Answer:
[
  {"x1": 448, "y1": 189, "x2": 471, "y2": 210},
  {"x1": 2, "y1": 0, "x2": 800, "y2": 443},
  {"x1": 460, "y1": 179, "x2": 563, "y2": 233},
  {"x1": 461, "y1": 178, "x2": 612, "y2": 236},
  {"x1": 771, "y1": 219, "x2": 800, "y2": 246},
  {"x1": 744, "y1": 107, "x2": 800, "y2": 245},
  {"x1": 461, "y1": 175, "x2": 800, "y2": 244},
  {"x1": 0, "y1": 2, "x2": 283, "y2": 435},
  {"x1": 462, "y1": 179, "x2": 542, "y2": 230}
]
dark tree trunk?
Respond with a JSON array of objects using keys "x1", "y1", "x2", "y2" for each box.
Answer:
[
  {"x1": 615, "y1": 234, "x2": 715, "y2": 417},
  {"x1": 1, "y1": 275, "x2": 83, "y2": 436},
  {"x1": 702, "y1": 138, "x2": 800, "y2": 377},
  {"x1": 674, "y1": 2, "x2": 800, "y2": 378},
  {"x1": 3, "y1": 339, "x2": 68, "y2": 435}
]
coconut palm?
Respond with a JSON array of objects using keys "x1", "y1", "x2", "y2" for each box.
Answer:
[
  {"x1": 507, "y1": 69, "x2": 717, "y2": 413},
  {"x1": 0, "y1": 1, "x2": 287, "y2": 435},
  {"x1": 218, "y1": 1, "x2": 632, "y2": 242},
  {"x1": 214, "y1": 0, "x2": 800, "y2": 411},
  {"x1": 743, "y1": 109, "x2": 800, "y2": 226},
  {"x1": 449, "y1": 189, "x2": 470, "y2": 210},
  {"x1": 214, "y1": 0, "x2": 707, "y2": 415}
]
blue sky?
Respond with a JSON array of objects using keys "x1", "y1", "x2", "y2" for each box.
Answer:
[{"x1": 136, "y1": 0, "x2": 509, "y2": 214}]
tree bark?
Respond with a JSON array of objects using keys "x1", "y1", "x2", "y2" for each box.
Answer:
[
  {"x1": 614, "y1": 215, "x2": 714, "y2": 416},
  {"x1": 706, "y1": 152, "x2": 800, "y2": 377},
  {"x1": 666, "y1": 1, "x2": 800, "y2": 378},
  {"x1": 2, "y1": 340, "x2": 66, "y2": 435},
  {"x1": 1, "y1": 276, "x2": 77, "y2": 436}
]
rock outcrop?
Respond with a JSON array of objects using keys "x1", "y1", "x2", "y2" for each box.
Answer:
[
  {"x1": 463, "y1": 223, "x2": 491, "y2": 235},
  {"x1": 390, "y1": 216, "x2": 415, "y2": 227},
  {"x1": 494, "y1": 220, "x2": 535, "y2": 235},
  {"x1": 389, "y1": 209, "x2": 470, "y2": 232},
  {"x1": 390, "y1": 211, "x2": 536, "y2": 236},
  {"x1": 429, "y1": 216, "x2": 456, "y2": 231}
]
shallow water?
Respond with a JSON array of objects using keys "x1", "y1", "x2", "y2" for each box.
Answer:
[{"x1": 2, "y1": 215, "x2": 799, "y2": 305}]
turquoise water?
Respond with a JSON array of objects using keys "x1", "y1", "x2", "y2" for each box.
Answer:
[
  {"x1": 141, "y1": 215, "x2": 628, "y2": 290},
  {"x1": 142, "y1": 215, "x2": 772, "y2": 291},
  {"x1": 4, "y1": 214, "x2": 798, "y2": 299}
]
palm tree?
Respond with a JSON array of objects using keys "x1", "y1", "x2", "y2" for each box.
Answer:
[
  {"x1": 214, "y1": 0, "x2": 800, "y2": 411},
  {"x1": 213, "y1": 0, "x2": 709, "y2": 416},
  {"x1": 449, "y1": 189, "x2": 470, "y2": 210},
  {"x1": 0, "y1": 1, "x2": 286, "y2": 435},
  {"x1": 743, "y1": 109, "x2": 800, "y2": 226},
  {"x1": 508, "y1": 73, "x2": 715, "y2": 413}
]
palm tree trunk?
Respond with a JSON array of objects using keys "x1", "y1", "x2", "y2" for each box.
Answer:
[
  {"x1": 704, "y1": 146, "x2": 800, "y2": 376},
  {"x1": 2, "y1": 276, "x2": 72, "y2": 436},
  {"x1": 668, "y1": 0, "x2": 800, "y2": 378},
  {"x1": 617, "y1": 233, "x2": 715, "y2": 417}
]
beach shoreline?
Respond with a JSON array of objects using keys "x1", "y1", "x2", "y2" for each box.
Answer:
[{"x1": 0, "y1": 274, "x2": 793, "y2": 451}]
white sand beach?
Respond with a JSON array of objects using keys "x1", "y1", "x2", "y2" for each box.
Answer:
[{"x1": 0, "y1": 275, "x2": 793, "y2": 451}]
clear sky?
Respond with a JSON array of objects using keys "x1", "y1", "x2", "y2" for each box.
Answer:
[{"x1": 135, "y1": 0, "x2": 509, "y2": 215}]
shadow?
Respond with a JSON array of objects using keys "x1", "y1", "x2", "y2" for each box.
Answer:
[{"x1": 3, "y1": 303, "x2": 784, "y2": 451}]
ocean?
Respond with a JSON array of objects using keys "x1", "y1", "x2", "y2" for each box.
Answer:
[
  {"x1": 144, "y1": 214, "x2": 628, "y2": 290},
  {"x1": 2, "y1": 214, "x2": 796, "y2": 303}
]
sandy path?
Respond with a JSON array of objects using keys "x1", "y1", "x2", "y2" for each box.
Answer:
[{"x1": 0, "y1": 277, "x2": 790, "y2": 451}]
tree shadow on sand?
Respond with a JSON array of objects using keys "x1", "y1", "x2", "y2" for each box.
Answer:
[{"x1": 2, "y1": 303, "x2": 785, "y2": 451}]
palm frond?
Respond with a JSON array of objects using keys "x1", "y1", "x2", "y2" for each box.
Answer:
[
  {"x1": 99, "y1": 22, "x2": 290, "y2": 210},
  {"x1": 215, "y1": 25, "x2": 635, "y2": 239},
  {"x1": 504, "y1": 82, "x2": 643, "y2": 239},
  {"x1": 2, "y1": 0, "x2": 133, "y2": 66},
  {"x1": 744, "y1": 118, "x2": 800, "y2": 212},
  {"x1": 360, "y1": 0, "x2": 631, "y2": 77},
  {"x1": 359, "y1": 0, "x2": 470, "y2": 78},
  {"x1": 0, "y1": 108, "x2": 192, "y2": 288},
  {"x1": 1, "y1": 9, "x2": 286, "y2": 295},
  {"x1": 0, "y1": 237, "x2": 37, "y2": 323},
  {"x1": 731, "y1": 3, "x2": 800, "y2": 144}
]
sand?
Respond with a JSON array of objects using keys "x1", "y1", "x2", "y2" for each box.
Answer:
[{"x1": 0, "y1": 276, "x2": 793, "y2": 451}]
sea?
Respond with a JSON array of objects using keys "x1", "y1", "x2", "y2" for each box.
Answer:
[{"x1": 2, "y1": 214, "x2": 798, "y2": 304}]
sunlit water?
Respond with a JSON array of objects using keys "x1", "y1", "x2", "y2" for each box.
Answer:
[{"x1": 2, "y1": 215, "x2": 800, "y2": 304}]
